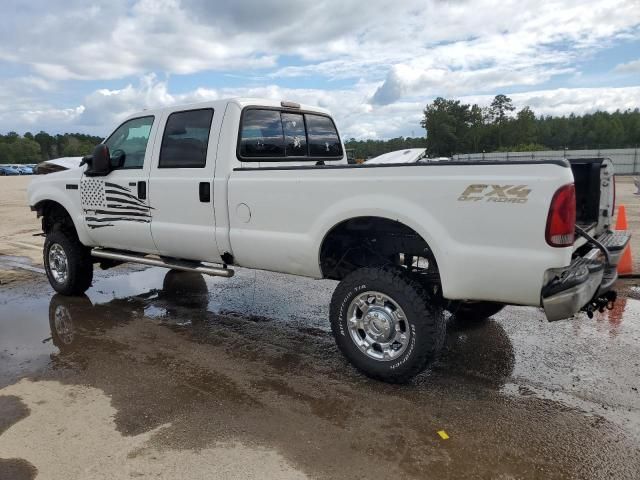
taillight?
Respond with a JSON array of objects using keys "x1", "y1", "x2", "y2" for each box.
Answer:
[{"x1": 546, "y1": 184, "x2": 576, "y2": 247}]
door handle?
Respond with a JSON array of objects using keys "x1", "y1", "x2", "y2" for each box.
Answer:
[
  {"x1": 137, "y1": 181, "x2": 146, "y2": 200},
  {"x1": 199, "y1": 182, "x2": 211, "y2": 203}
]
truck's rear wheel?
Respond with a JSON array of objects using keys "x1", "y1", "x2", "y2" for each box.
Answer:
[
  {"x1": 330, "y1": 266, "x2": 445, "y2": 383},
  {"x1": 449, "y1": 301, "x2": 504, "y2": 322},
  {"x1": 44, "y1": 230, "x2": 93, "y2": 295}
]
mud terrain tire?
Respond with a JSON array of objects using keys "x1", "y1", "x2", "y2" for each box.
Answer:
[
  {"x1": 330, "y1": 266, "x2": 445, "y2": 383},
  {"x1": 44, "y1": 230, "x2": 93, "y2": 295}
]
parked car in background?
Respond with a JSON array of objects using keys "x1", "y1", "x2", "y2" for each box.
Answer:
[
  {"x1": 366, "y1": 148, "x2": 452, "y2": 165},
  {"x1": 366, "y1": 148, "x2": 427, "y2": 164},
  {"x1": 0, "y1": 165, "x2": 21, "y2": 175},
  {"x1": 15, "y1": 165, "x2": 34, "y2": 174}
]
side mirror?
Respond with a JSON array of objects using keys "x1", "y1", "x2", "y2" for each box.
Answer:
[{"x1": 85, "y1": 144, "x2": 111, "y2": 177}]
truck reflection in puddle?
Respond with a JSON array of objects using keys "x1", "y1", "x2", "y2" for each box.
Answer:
[
  {"x1": 49, "y1": 271, "x2": 210, "y2": 350},
  {"x1": 47, "y1": 269, "x2": 516, "y2": 389}
]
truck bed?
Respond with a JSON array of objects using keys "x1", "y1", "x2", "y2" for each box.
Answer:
[{"x1": 226, "y1": 159, "x2": 576, "y2": 306}]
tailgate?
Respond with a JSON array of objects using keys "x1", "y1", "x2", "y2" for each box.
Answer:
[{"x1": 569, "y1": 158, "x2": 615, "y2": 242}]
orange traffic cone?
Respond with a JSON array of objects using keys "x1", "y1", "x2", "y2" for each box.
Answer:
[
  {"x1": 615, "y1": 205, "x2": 633, "y2": 276},
  {"x1": 615, "y1": 204, "x2": 628, "y2": 230}
]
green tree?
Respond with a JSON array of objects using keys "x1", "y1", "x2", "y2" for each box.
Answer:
[
  {"x1": 0, "y1": 137, "x2": 41, "y2": 163},
  {"x1": 421, "y1": 97, "x2": 473, "y2": 156},
  {"x1": 61, "y1": 136, "x2": 94, "y2": 157},
  {"x1": 467, "y1": 104, "x2": 486, "y2": 153},
  {"x1": 421, "y1": 96, "x2": 640, "y2": 154},
  {"x1": 14, "y1": 138, "x2": 42, "y2": 163},
  {"x1": 488, "y1": 94, "x2": 515, "y2": 124},
  {"x1": 5, "y1": 131, "x2": 19, "y2": 143},
  {"x1": 488, "y1": 94, "x2": 515, "y2": 148},
  {"x1": 34, "y1": 131, "x2": 55, "y2": 160},
  {"x1": 512, "y1": 107, "x2": 537, "y2": 146}
]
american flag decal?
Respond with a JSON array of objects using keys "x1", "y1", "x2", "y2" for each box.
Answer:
[{"x1": 80, "y1": 179, "x2": 153, "y2": 229}]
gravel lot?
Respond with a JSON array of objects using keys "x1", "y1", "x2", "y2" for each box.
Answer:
[{"x1": 1, "y1": 175, "x2": 639, "y2": 479}]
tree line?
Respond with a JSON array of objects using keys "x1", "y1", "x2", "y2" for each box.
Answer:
[
  {"x1": 0, "y1": 131, "x2": 103, "y2": 164},
  {"x1": 419, "y1": 94, "x2": 640, "y2": 157},
  {"x1": 345, "y1": 95, "x2": 640, "y2": 159}
]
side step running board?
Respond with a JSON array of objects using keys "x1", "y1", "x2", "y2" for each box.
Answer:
[{"x1": 91, "y1": 248, "x2": 234, "y2": 278}]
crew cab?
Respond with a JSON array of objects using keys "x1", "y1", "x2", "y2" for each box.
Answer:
[{"x1": 28, "y1": 98, "x2": 629, "y2": 382}]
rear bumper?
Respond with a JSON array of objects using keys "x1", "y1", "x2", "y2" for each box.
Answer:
[
  {"x1": 542, "y1": 254, "x2": 605, "y2": 321},
  {"x1": 541, "y1": 230, "x2": 630, "y2": 321}
]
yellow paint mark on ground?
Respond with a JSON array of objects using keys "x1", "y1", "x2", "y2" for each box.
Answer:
[{"x1": 437, "y1": 430, "x2": 449, "y2": 440}]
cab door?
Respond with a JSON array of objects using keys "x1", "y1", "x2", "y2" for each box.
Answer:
[
  {"x1": 148, "y1": 107, "x2": 220, "y2": 262},
  {"x1": 80, "y1": 115, "x2": 159, "y2": 254}
]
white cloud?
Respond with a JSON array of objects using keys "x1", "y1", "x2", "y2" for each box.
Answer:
[
  {"x1": 2, "y1": 0, "x2": 638, "y2": 84},
  {"x1": 370, "y1": 0, "x2": 640, "y2": 104},
  {"x1": 0, "y1": 106, "x2": 85, "y2": 132},
  {"x1": 450, "y1": 86, "x2": 640, "y2": 123},
  {"x1": 492, "y1": 87, "x2": 640, "y2": 116},
  {"x1": 369, "y1": 62, "x2": 572, "y2": 105},
  {"x1": 1, "y1": 0, "x2": 278, "y2": 81},
  {"x1": 0, "y1": 0, "x2": 638, "y2": 137},
  {"x1": 3, "y1": 76, "x2": 639, "y2": 139},
  {"x1": 614, "y1": 59, "x2": 640, "y2": 74}
]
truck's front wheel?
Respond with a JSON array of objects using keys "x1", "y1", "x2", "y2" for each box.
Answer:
[
  {"x1": 44, "y1": 230, "x2": 93, "y2": 295},
  {"x1": 330, "y1": 267, "x2": 445, "y2": 383}
]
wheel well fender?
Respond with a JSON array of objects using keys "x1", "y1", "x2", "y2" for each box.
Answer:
[
  {"x1": 29, "y1": 181, "x2": 93, "y2": 245},
  {"x1": 318, "y1": 215, "x2": 442, "y2": 282},
  {"x1": 34, "y1": 199, "x2": 81, "y2": 240}
]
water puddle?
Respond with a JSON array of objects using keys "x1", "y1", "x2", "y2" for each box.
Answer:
[{"x1": 0, "y1": 255, "x2": 45, "y2": 274}]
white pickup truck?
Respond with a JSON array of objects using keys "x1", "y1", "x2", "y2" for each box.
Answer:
[{"x1": 28, "y1": 98, "x2": 630, "y2": 382}]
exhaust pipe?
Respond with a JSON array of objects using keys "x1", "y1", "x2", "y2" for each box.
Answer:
[{"x1": 91, "y1": 248, "x2": 234, "y2": 278}]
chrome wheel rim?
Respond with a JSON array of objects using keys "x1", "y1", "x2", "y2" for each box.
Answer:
[
  {"x1": 346, "y1": 290, "x2": 410, "y2": 361},
  {"x1": 48, "y1": 243, "x2": 68, "y2": 284}
]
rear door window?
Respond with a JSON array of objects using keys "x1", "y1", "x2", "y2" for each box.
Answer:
[{"x1": 159, "y1": 109, "x2": 214, "y2": 168}]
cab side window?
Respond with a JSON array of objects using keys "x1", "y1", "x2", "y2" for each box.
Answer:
[
  {"x1": 159, "y1": 109, "x2": 214, "y2": 168},
  {"x1": 104, "y1": 116, "x2": 154, "y2": 169}
]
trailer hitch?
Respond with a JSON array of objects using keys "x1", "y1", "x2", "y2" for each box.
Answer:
[{"x1": 581, "y1": 290, "x2": 617, "y2": 319}]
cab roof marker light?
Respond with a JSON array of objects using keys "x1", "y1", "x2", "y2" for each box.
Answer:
[{"x1": 281, "y1": 101, "x2": 301, "y2": 109}]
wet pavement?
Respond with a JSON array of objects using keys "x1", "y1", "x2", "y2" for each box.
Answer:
[{"x1": 1, "y1": 262, "x2": 639, "y2": 479}]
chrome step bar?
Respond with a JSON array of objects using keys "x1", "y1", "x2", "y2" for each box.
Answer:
[{"x1": 91, "y1": 248, "x2": 234, "y2": 278}]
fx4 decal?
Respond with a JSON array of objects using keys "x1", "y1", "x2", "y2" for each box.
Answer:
[{"x1": 458, "y1": 184, "x2": 531, "y2": 204}]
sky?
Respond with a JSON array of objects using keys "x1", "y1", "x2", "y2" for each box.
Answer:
[{"x1": 0, "y1": 0, "x2": 639, "y2": 139}]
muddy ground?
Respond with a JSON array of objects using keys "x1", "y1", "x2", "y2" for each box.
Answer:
[{"x1": 0, "y1": 176, "x2": 639, "y2": 479}]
